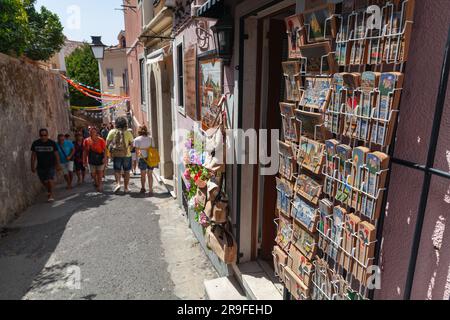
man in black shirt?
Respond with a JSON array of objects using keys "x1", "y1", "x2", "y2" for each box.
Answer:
[{"x1": 31, "y1": 128, "x2": 61, "y2": 202}]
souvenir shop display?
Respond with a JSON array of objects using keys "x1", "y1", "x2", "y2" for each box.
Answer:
[{"x1": 274, "y1": 0, "x2": 415, "y2": 301}]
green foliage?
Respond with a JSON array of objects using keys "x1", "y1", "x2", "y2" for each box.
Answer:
[
  {"x1": 0, "y1": 0, "x2": 64, "y2": 61},
  {"x1": 24, "y1": 1, "x2": 65, "y2": 61},
  {"x1": 0, "y1": 0, "x2": 30, "y2": 56},
  {"x1": 65, "y1": 44, "x2": 101, "y2": 107}
]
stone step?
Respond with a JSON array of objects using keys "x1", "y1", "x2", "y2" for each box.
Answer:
[
  {"x1": 233, "y1": 261, "x2": 283, "y2": 300},
  {"x1": 204, "y1": 277, "x2": 247, "y2": 300}
]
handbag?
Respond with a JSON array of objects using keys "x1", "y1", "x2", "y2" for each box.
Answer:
[
  {"x1": 205, "y1": 224, "x2": 237, "y2": 264},
  {"x1": 204, "y1": 174, "x2": 227, "y2": 223}
]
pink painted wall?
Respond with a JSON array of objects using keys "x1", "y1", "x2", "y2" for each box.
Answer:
[
  {"x1": 123, "y1": 0, "x2": 147, "y2": 127},
  {"x1": 376, "y1": 0, "x2": 450, "y2": 300}
]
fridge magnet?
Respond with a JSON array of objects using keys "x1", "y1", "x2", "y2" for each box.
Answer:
[
  {"x1": 282, "y1": 61, "x2": 303, "y2": 102},
  {"x1": 288, "y1": 244, "x2": 314, "y2": 287},
  {"x1": 295, "y1": 174, "x2": 322, "y2": 206},
  {"x1": 291, "y1": 194, "x2": 319, "y2": 233},
  {"x1": 297, "y1": 137, "x2": 325, "y2": 175},
  {"x1": 285, "y1": 14, "x2": 306, "y2": 59},
  {"x1": 292, "y1": 221, "x2": 317, "y2": 260},
  {"x1": 280, "y1": 102, "x2": 300, "y2": 142}
]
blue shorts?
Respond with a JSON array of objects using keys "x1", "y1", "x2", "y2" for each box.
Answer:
[
  {"x1": 138, "y1": 158, "x2": 156, "y2": 171},
  {"x1": 113, "y1": 157, "x2": 132, "y2": 172},
  {"x1": 37, "y1": 167, "x2": 56, "y2": 182}
]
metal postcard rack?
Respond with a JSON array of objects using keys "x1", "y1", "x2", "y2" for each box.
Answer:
[{"x1": 277, "y1": 0, "x2": 415, "y2": 301}]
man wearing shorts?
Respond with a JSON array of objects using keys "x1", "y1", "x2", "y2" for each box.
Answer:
[
  {"x1": 31, "y1": 128, "x2": 61, "y2": 202},
  {"x1": 107, "y1": 117, "x2": 134, "y2": 193},
  {"x1": 56, "y1": 133, "x2": 75, "y2": 189}
]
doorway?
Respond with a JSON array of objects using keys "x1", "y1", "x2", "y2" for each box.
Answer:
[{"x1": 256, "y1": 7, "x2": 294, "y2": 262}]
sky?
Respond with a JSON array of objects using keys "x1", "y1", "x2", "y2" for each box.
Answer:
[{"x1": 36, "y1": 0, "x2": 125, "y2": 46}]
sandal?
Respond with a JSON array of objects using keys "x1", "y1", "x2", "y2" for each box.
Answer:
[{"x1": 140, "y1": 188, "x2": 146, "y2": 194}]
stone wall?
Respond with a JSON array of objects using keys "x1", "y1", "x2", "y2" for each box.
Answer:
[{"x1": 0, "y1": 53, "x2": 71, "y2": 227}]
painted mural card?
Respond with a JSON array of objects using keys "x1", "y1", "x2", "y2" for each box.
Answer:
[
  {"x1": 295, "y1": 174, "x2": 322, "y2": 205},
  {"x1": 340, "y1": 213, "x2": 361, "y2": 272},
  {"x1": 273, "y1": 245, "x2": 289, "y2": 282},
  {"x1": 285, "y1": 14, "x2": 306, "y2": 59},
  {"x1": 303, "y1": 4, "x2": 337, "y2": 43},
  {"x1": 280, "y1": 103, "x2": 299, "y2": 142},
  {"x1": 356, "y1": 72, "x2": 380, "y2": 141},
  {"x1": 276, "y1": 177, "x2": 294, "y2": 216},
  {"x1": 323, "y1": 139, "x2": 339, "y2": 197},
  {"x1": 275, "y1": 213, "x2": 293, "y2": 250},
  {"x1": 361, "y1": 152, "x2": 389, "y2": 219},
  {"x1": 198, "y1": 58, "x2": 223, "y2": 130},
  {"x1": 300, "y1": 77, "x2": 316, "y2": 109},
  {"x1": 284, "y1": 266, "x2": 310, "y2": 300},
  {"x1": 328, "y1": 206, "x2": 346, "y2": 261},
  {"x1": 349, "y1": 146, "x2": 370, "y2": 210},
  {"x1": 292, "y1": 221, "x2": 317, "y2": 260},
  {"x1": 291, "y1": 194, "x2": 318, "y2": 233},
  {"x1": 335, "y1": 144, "x2": 353, "y2": 204},
  {"x1": 297, "y1": 137, "x2": 325, "y2": 175},
  {"x1": 299, "y1": 41, "x2": 336, "y2": 75},
  {"x1": 318, "y1": 198, "x2": 333, "y2": 252},
  {"x1": 354, "y1": 221, "x2": 376, "y2": 282},
  {"x1": 288, "y1": 242, "x2": 314, "y2": 287},
  {"x1": 314, "y1": 77, "x2": 332, "y2": 111},
  {"x1": 282, "y1": 61, "x2": 303, "y2": 102},
  {"x1": 279, "y1": 140, "x2": 295, "y2": 180}
]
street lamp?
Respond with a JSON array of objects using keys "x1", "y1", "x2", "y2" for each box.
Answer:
[
  {"x1": 211, "y1": 12, "x2": 234, "y2": 65},
  {"x1": 90, "y1": 36, "x2": 106, "y2": 60}
]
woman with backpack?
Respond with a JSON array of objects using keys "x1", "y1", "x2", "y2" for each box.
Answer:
[
  {"x1": 83, "y1": 127, "x2": 107, "y2": 193},
  {"x1": 133, "y1": 125, "x2": 155, "y2": 196},
  {"x1": 106, "y1": 117, "x2": 134, "y2": 193}
]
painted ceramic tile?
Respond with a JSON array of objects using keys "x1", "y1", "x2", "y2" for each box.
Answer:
[
  {"x1": 280, "y1": 103, "x2": 299, "y2": 142},
  {"x1": 295, "y1": 174, "x2": 322, "y2": 205},
  {"x1": 283, "y1": 61, "x2": 302, "y2": 101},
  {"x1": 291, "y1": 194, "x2": 318, "y2": 233}
]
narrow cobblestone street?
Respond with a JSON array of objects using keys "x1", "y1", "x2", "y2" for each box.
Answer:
[{"x1": 0, "y1": 168, "x2": 217, "y2": 300}]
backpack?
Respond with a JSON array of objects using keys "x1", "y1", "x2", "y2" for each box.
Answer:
[
  {"x1": 145, "y1": 146, "x2": 160, "y2": 168},
  {"x1": 109, "y1": 129, "x2": 128, "y2": 158}
]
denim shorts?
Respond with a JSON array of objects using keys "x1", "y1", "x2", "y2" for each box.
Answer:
[
  {"x1": 113, "y1": 157, "x2": 132, "y2": 172},
  {"x1": 138, "y1": 158, "x2": 156, "y2": 171},
  {"x1": 37, "y1": 167, "x2": 56, "y2": 182}
]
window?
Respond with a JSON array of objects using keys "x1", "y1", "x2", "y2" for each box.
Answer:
[
  {"x1": 106, "y1": 69, "x2": 114, "y2": 87},
  {"x1": 139, "y1": 58, "x2": 146, "y2": 105},
  {"x1": 177, "y1": 44, "x2": 184, "y2": 107}
]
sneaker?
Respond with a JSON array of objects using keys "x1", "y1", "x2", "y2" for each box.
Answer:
[{"x1": 140, "y1": 188, "x2": 146, "y2": 194}]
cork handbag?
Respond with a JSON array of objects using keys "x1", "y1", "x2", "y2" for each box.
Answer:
[{"x1": 205, "y1": 224, "x2": 237, "y2": 264}]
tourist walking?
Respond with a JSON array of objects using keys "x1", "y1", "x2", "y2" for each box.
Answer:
[
  {"x1": 73, "y1": 133, "x2": 86, "y2": 185},
  {"x1": 100, "y1": 124, "x2": 109, "y2": 140},
  {"x1": 31, "y1": 129, "x2": 61, "y2": 202},
  {"x1": 83, "y1": 127, "x2": 107, "y2": 193},
  {"x1": 106, "y1": 117, "x2": 134, "y2": 193},
  {"x1": 133, "y1": 125, "x2": 155, "y2": 195},
  {"x1": 56, "y1": 133, "x2": 75, "y2": 190}
]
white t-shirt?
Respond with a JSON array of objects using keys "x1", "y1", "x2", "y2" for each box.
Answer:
[{"x1": 133, "y1": 136, "x2": 153, "y2": 158}]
